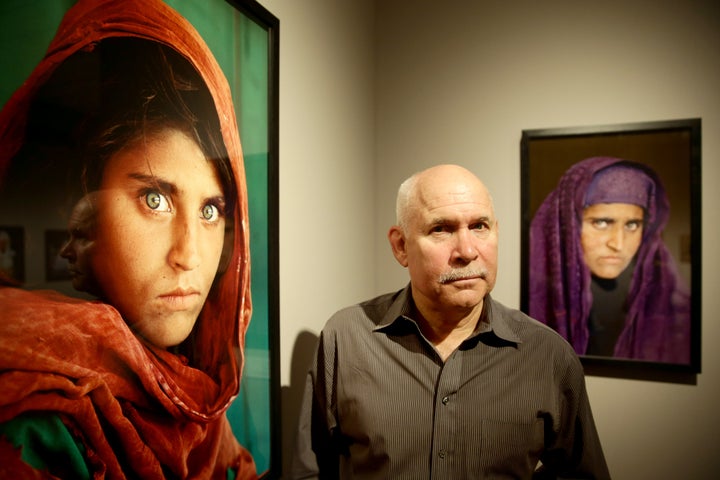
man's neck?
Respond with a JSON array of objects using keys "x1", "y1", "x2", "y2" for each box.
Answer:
[{"x1": 413, "y1": 299, "x2": 484, "y2": 362}]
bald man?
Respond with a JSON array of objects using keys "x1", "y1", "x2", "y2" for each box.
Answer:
[
  {"x1": 60, "y1": 194, "x2": 101, "y2": 296},
  {"x1": 292, "y1": 165, "x2": 610, "y2": 479}
]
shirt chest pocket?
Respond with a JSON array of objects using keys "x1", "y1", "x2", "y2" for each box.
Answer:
[{"x1": 472, "y1": 418, "x2": 545, "y2": 476}]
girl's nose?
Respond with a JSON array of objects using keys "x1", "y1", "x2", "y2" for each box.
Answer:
[{"x1": 168, "y1": 217, "x2": 201, "y2": 271}]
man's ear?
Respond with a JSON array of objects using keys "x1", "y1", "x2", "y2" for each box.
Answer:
[{"x1": 388, "y1": 226, "x2": 409, "y2": 267}]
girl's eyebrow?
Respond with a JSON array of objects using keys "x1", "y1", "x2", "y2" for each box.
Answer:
[{"x1": 128, "y1": 172, "x2": 176, "y2": 194}]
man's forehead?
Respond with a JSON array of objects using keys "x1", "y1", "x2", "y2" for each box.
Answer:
[
  {"x1": 404, "y1": 165, "x2": 496, "y2": 223},
  {"x1": 414, "y1": 197, "x2": 494, "y2": 227},
  {"x1": 417, "y1": 184, "x2": 492, "y2": 211},
  {"x1": 425, "y1": 201, "x2": 493, "y2": 220}
]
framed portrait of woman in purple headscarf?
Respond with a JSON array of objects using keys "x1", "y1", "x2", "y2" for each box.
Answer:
[{"x1": 520, "y1": 118, "x2": 701, "y2": 377}]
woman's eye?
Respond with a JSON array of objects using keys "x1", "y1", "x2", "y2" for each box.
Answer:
[
  {"x1": 145, "y1": 191, "x2": 170, "y2": 211},
  {"x1": 591, "y1": 219, "x2": 609, "y2": 229},
  {"x1": 626, "y1": 221, "x2": 642, "y2": 232},
  {"x1": 202, "y1": 204, "x2": 220, "y2": 222}
]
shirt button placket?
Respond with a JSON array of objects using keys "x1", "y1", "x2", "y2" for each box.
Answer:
[{"x1": 431, "y1": 354, "x2": 461, "y2": 479}]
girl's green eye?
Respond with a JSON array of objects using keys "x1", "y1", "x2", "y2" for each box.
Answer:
[
  {"x1": 202, "y1": 204, "x2": 219, "y2": 221},
  {"x1": 145, "y1": 191, "x2": 169, "y2": 211},
  {"x1": 146, "y1": 192, "x2": 160, "y2": 209}
]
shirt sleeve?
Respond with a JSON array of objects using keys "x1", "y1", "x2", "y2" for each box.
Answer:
[
  {"x1": 290, "y1": 330, "x2": 342, "y2": 480},
  {"x1": 537, "y1": 355, "x2": 611, "y2": 480},
  {"x1": 0, "y1": 412, "x2": 91, "y2": 479}
]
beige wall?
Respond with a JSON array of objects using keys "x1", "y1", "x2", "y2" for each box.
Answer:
[
  {"x1": 260, "y1": 0, "x2": 720, "y2": 477},
  {"x1": 255, "y1": 0, "x2": 377, "y2": 475}
]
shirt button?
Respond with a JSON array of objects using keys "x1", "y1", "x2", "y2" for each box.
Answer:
[
  {"x1": 439, "y1": 449, "x2": 447, "y2": 459},
  {"x1": 442, "y1": 396, "x2": 449, "y2": 405}
]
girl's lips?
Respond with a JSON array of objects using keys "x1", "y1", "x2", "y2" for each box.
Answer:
[
  {"x1": 162, "y1": 287, "x2": 199, "y2": 297},
  {"x1": 158, "y1": 288, "x2": 201, "y2": 311}
]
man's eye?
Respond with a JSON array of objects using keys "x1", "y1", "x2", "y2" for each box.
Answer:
[
  {"x1": 202, "y1": 204, "x2": 220, "y2": 222},
  {"x1": 71, "y1": 228, "x2": 90, "y2": 240},
  {"x1": 145, "y1": 191, "x2": 170, "y2": 211}
]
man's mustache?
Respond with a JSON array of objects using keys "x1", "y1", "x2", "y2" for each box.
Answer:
[{"x1": 439, "y1": 267, "x2": 487, "y2": 284}]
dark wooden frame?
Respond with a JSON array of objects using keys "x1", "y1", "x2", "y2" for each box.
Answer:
[{"x1": 520, "y1": 119, "x2": 701, "y2": 380}]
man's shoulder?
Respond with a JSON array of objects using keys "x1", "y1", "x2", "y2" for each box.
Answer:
[
  {"x1": 324, "y1": 289, "x2": 405, "y2": 331},
  {"x1": 489, "y1": 297, "x2": 578, "y2": 356}
]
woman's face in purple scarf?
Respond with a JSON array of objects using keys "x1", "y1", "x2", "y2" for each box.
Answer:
[{"x1": 580, "y1": 202, "x2": 644, "y2": 279}]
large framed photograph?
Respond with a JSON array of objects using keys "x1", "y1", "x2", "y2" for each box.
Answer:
[
  {"x1": 520, "y1": 119, "x2": 701, "y2": 376},
  {"x1": 0, "y1": 0, "x2": 280, "y2": 477}
]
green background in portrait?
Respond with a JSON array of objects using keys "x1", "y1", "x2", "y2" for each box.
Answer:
[{"x1": 0, "y1": 0, "x2": 272, "y2": 473}]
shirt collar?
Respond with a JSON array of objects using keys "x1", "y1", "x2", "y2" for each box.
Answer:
[
  {"x1": 375, "y1": 283, "x2": 521, "y2": 345},
  {"x1": 375, "y1": 284, "x2": 414, "y2": 330}
]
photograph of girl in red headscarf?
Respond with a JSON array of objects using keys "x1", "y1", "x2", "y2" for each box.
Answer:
[{"x1": 0, "y1": 0, "x2": 277, "y2": 477}]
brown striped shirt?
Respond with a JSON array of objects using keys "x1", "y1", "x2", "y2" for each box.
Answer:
[{"x1": 292, "y1": 285, "x2": 610, "y2": 479}]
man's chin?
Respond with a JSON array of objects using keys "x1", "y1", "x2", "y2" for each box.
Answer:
[{"x1": 445, "y1": 288, "x2": 485, "y2": 308}]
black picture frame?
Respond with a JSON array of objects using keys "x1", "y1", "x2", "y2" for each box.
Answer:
[
  {"x1": 221, "y1": 1, "x2": 281, "y2": 477},
  {"x1": 520, "y1": 119, "x2": 701, "y2": 380}
]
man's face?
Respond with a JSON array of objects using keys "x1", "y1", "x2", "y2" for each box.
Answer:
[
  {"x1": 581, "y1": 202, "x2": 644, "y2": 279},
  {"x1": 60, "y1": 196, "x2": 98, "y2": 294},
  {"x1": 91, "y1": 128, "x2": 227, "y2": 349},
  {"x1": 389, "y1": 167, "x2": 498, "y2": 317}
]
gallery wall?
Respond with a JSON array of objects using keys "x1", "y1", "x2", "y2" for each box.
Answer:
[
  {"x1": 259, "y1": 0, "x2": 719, "y2": 478},
  {"x1": 254, "y1": 0, "x2": 377, "y2": 475}
]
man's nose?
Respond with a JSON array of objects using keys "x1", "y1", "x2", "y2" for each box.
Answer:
[
  {"x1": 454, "y1": 229, "x2": 479, "y2": 262},
  {"x1": 59, "y1": 240, "x2": 75, "y2": 261}
]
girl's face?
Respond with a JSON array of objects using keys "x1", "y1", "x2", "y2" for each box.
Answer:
[{"x1": 91, "y1": 128, "x2": 227, "y2": 348}]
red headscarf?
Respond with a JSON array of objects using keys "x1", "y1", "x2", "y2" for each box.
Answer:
[{"x1": 0, "y1": 0, "x2": 256, "y2": 477}]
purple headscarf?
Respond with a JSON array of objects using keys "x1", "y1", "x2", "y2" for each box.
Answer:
[
  {"x1": 529, "y1": 157, "x2": 690, "y2": 363},
  {"x1": 584, "y1": 164, "x2": 655, "y2": 208}
]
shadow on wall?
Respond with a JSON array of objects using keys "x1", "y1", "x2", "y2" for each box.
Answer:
[{"x1": 281, "y1": 330, "x2": 319, "y2": 478}]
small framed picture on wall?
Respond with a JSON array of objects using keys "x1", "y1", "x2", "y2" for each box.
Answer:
[{"x1": 520, "y1": 118, "x2": 701, "y2": 377}]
